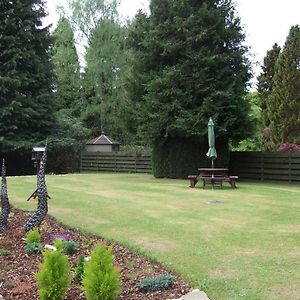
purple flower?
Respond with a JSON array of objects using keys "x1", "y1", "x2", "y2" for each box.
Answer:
[{"x1": 50, "y1": 233, "x2": 70, "y2": 241}]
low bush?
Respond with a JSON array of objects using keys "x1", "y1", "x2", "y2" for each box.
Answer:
[
  {"x1": 62, "y1": 240, "x2": 77, "y2": 254},
  {"x1": 83, "y1": 244, "x2": 121, "y2": 300},
  {"x1": 25, "y1": 242, "x2": 42, "y2": 255},
  {"x1": 36, "y1": 249, "x2": 71, "y2": 300},
  {"x1": 136, "y1": 273, "x2": 175, "y2": 292},
  {"x1": 54, "y1": 238, "x2": 77, "y2": 254},
  {"x1": 25, "y1": 228, "x2": 41, "y2": 245}
]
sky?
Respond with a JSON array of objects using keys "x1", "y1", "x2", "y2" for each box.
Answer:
[{"x1": 44, "y1": 0, "x2": 300, "y2": 85}]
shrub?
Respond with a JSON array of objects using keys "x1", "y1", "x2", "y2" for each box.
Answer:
[
  {"x1": 152, "y1": 136, "x2": 229, "y2": 179},
  {"x1": 83, "y1": 244, "x2": 121, "y2": 300},
  {"x1": 36, "y1": 249, "x2": 71, "y2": 300},
  {"x1": 278, "y1": 143, "x2": 300, "y2": 152},
  {"x1": 25, "y1": 242, "x2": 42, "y2": 255},
  {"x1": 54, "y1": 238, "x2": 64, "y2": 251},
  {"x1": 136, "y1": 273, "x2": 175, "y2": 292},
  {"x1": 54, "y1": 238, "x2": 77, "y2": 254},
  {"x1": 25, "y1": 228, "x2": 41, "y2": 245},
  {"x1": 62, "y1": 240, "x2": 77, "y2": 254},
  {"x1": 74, "y1": 254, "x2": 85, "y2": 282}
]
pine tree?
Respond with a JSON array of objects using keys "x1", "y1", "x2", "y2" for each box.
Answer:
[
  {"x1": 268, "y1": 26, "x2": 300, "y2": 145},
  {"x1": 257, "y1": 43, "x2": 281, "y2": 127},
  {"x1": 52, "y1": 17, "x2": 81, "y2": 112},
  {"x1": 0, "y1": 0, "x2": 56, "y2": 150},
  {"x1": 127, "y1": 0, "x2": 252, "y2": 177}
]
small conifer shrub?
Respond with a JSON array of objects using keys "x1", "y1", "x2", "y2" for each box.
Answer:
[
  {"x1": 36, "y1": 249, "x2": 71, "y2": 300},
  {"x1": 25, "y1": 242, "x2": 42, "y2": 255},
  {"x1": 83, "y1": 244, "x2": 121, "y2": 300},
  {"x1": 136, "y1": 273, "x2": 175, "y2": 292},
  {"x1": 74, "y1": 254, "x2": 85, "y2": 282},
  {"x1": 25, "y1": 228, "x2": 41, "y2": 244},
  {"x1": 62, "y1": 240, "x2": 77, "y2": 254}
]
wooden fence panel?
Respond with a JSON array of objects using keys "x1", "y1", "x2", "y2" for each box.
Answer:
[
  {"x1": 81, "y1": 152, "x2": 152, "y2": 174},
  {"x1": 230, "y1": 151, "x2": 300, "y2": 182}
]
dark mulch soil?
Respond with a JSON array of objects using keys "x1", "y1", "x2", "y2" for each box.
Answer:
[{"x1": 0, "y1": 208, "x2": 191, "y2": 299}]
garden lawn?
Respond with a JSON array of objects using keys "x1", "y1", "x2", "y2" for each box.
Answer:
[{"x1": 8, "y1": 173, "x2": 300, "y2": 300}]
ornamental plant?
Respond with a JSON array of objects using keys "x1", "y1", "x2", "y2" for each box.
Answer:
[
  {"x1": 25, "y1": 242, "x2": 42, "y2": 255},
  {"x1": 25, "y1": 228, "x2": 41, "y2": 244},
  {"x1": 278, "y1": 143, "x2": 300, "y2": 152},
  {"x1": 136, "y1": 273, "x2": 175, "y2": 292},
  {"x1": 74, "y1": 254, "x2": 85, "y2": 282},
  {"x1": 36, "y1": 249, "x2": 71, "y2": 300},
  {"x1": 82, "y1": 244, "x2": 121, "y2": 300}
]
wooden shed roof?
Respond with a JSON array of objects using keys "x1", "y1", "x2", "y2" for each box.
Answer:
[{"x1": 86, "y1": 134, "x2": 120, "y2": 145}]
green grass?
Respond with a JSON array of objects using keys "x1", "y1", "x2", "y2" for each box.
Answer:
[{"x1": 8, "y1": 173, "x2": 300, "y2": 300}]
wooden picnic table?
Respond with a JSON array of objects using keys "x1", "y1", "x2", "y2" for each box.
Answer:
[{"x1": 188, "y1": 168, "x2": 238, "y2": 189}]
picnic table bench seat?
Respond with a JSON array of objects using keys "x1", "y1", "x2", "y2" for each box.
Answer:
[{"x1": 188, "y1": 174, "x2": 238, "y2": 188}]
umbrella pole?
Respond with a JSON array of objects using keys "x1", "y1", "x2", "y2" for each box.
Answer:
[{"x1": 211, "y1": 159, "x2": 214, "y2": 189}]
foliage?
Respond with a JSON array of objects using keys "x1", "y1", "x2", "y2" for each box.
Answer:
[
  {"x1": 230, "y1": 92, "x2": 262, "y2": 151},
  {"x1": 152, "y1": 136, "x2": 229, "y2": 179},
  {"x1": 74, "y1": 254, "x2": 85, "y2": 282},
  {"x1": 136, "y1": 273, "x2": 175, "y2": 292},
  {"x1": 54, "y1": 238, "x2": 64, "y2": 251},
  {"x1": 0, "y1": 248, "x2": 10, "y2": 256},
  {"x1": 0, "y1": 0, "x2": 56, "y2": 151},
  {"x1": 268, "y1": 25, "x2": 300, "y2": 146},
  {"x1": 127, "y1": 1, "x2": 252, "y2": 143},
  {"x1": 62, "y1": 240, "x2": 77, "y2": 254},
  {"x1": 25, "y1": 242, "x2": 42, "y2": 255},
  {"x1": 278, "y1": 143, "x2": 300, "y2": 152},
  {"x1": 66, "y1": 0, "x2": 131, "y2": 142},
  {"x1": 25, "y1": 228, "x2": 41, "y2": 245},
  {"x1": 126, "y1": 0, "x2": 252, "y2": 177},
  {"x1": 257, "y1": 43, "x2": 281, "y2": 128},
  {"x1": 36, "y1": 249, "x2": 71, "y2": 300},
  {"x1": 82, "y1": 19, "x2": 130, "y2": 140},
  {"x1": 52, "y1": 17, "x2": 81, "y2": 112},
  {"x1": 83, "y1": 244, "x2": 121, "y2": 300}
]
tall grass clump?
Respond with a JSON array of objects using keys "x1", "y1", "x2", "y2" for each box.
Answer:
[
  {"x1": 83, "y1": 244, "x2": 121, "y2": 300},
  {"x1": 36, "y1": 249, "x2": 71, "y2": 300}
]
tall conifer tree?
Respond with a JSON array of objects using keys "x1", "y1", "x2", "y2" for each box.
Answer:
[
  {"x1": 0, "y1": 0, "x2": 56, "y2": 150},
  {"x1": 127, "y1": 0, "x2": 252, "y2": 177},
  {"x1": 257, "y1": 43, "x2": 281, "y2": 127},
  {"x1": 268, "y1": 26, "x2": 300, "y2": 145}
]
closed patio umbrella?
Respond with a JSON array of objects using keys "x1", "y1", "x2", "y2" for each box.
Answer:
[{"x1": 206, "y1": 117, "x2": 217, "y2": 168}]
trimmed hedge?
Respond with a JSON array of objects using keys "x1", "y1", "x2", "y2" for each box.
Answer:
[{"x1": 152, "y1": 136, "x2": 229, "y2": 179}]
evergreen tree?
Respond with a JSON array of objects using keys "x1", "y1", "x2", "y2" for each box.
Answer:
[
  {"x1": 127, "y1": 0, "x2": 252, "y2": 177},
  {"x1": 0, "y1": 0, "x2": 56, "y2": 150},
  {"x1": 268, "y1": 25, "x2": 300, "y2": 146},
  {"x1": 52, "y1": 17, "x2": 81, "y2": 113},
  {"x1": 257, "y1": 43, "x2": 281, "y2": 127}
]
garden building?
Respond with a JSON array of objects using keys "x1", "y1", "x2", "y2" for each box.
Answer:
[{"x1": 85, "y1": 134, "x2": 120, "y2": 152}]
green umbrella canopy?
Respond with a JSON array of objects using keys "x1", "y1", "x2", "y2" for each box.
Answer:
[{"x1": 206, "y1": 117, "x2": 217, "y2": 167}]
